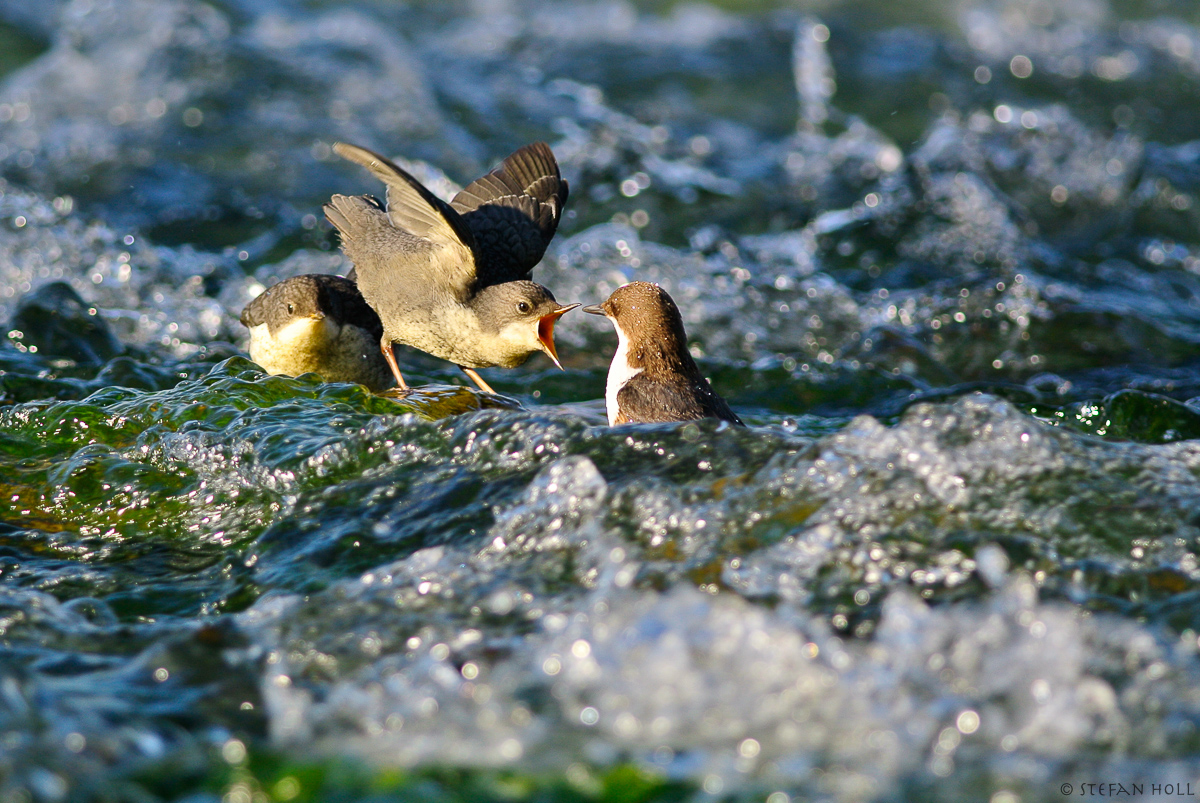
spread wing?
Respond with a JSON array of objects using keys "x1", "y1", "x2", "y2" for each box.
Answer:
[
  {"x1": 328, "y1": 143, "x2": 479, "y2": 303},
  {"x1": 614, "y1": 374, "x2": 744, "y2": 426},
  {"x1": 450, "y1": 142, "x2": 568, "y2": 285}
]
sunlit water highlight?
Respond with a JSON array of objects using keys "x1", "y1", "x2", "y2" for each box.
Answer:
[{"x1": 3, "y1": 0, "x2": 1200, "y2": 800}]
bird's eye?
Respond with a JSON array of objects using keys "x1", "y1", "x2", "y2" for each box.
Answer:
[
  {"x1": 517, "y1": 301, "x2": 531, "y2": 314},
  {"x1": 287, "y1": 304, "x2": 294, "y2": 314}
]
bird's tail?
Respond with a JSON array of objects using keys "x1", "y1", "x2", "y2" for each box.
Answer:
[{"x1": 323, "y1": 193, "x2": 386, "y2": 240}]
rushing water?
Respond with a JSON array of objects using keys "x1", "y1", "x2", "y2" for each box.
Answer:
[{"x1": 4, "y1": 0, "x2": 1200, "y2": 800}]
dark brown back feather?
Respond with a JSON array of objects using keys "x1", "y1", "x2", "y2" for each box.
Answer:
[
  {"x1": 615, "y1": 372, "x2": 744, "y2": 426},
  {"x1": 450, "y1": 142, "x2": 569, "y2": 285}
]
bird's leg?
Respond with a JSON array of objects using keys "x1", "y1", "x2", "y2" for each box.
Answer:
[
  {"x1": 461, "y1": 367, "x2": 496, "y2": 394},
  {"x1": 380, "y1": 340, "x2": 409, "y2": 390}
]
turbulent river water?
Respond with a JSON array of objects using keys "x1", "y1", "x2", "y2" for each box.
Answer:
[{"x1": 4, "y1": 0, "x2": 1200, "y2": 800}]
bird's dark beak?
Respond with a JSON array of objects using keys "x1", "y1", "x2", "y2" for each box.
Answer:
[
  {"x1": 538, "y1": 303, "x2": 579, "y2": 370},
  {"x1": 582, "y1": 304, "x2": 605, "y2": 316}
]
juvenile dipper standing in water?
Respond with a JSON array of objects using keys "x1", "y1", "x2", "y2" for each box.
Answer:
[
  {"x1": 240, "y1": 274, "x2": 394, "y2": 391},
  {"x1": 584, "y1": 282, "x2": 743, "y2": 426},
  {"x1": 324, "y1": 141, "x2": 577, "y2": 393}
]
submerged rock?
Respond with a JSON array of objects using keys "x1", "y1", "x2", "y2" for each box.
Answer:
[{"x1": 6, "y1": 281, "x2": 122, "y2": 365}]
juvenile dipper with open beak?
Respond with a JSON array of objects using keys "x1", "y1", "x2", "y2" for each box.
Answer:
[
  {"x1": 324, "y1": 141, "x2": 577, "y2": 393},
  {"x1": 240, "y1": 273, "x2": 393, "y2": 391},
  {"x1": 584, "y1": 282, "x2": 743, "y2": 426}
]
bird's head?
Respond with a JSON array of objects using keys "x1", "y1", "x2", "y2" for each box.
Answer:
[{"x1": 474, "y1": 281, "x2": 578, "y2": 368}]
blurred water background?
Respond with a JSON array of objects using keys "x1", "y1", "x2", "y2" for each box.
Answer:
[{"x1": 3, "y1": 0, "x2": 1200, "y2": 800}]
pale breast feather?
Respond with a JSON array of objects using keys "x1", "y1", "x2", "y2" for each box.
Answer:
[{"x1": 605, "y1": 323, "x2": 643, "y2": 426}]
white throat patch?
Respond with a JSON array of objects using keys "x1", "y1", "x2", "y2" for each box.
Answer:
[
  {"x1": 605, "y1": 319, "x2": 642, "y2": 426},
  {"x1": 247, "y1": 315, "x2": 338, "y2": 375}
]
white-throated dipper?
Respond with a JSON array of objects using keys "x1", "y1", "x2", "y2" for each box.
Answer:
[
  {"x1": 584, "y1": 282, "x2": 743, "y2": 426},
  {"x1": 240, "y1": 273, "x2": 393, "y2": 391},
  {"x1": 324, "y1": 141, "x2": 577, "y2": 393}
]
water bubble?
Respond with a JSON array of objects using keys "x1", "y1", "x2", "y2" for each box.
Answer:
[{"x1": 221, "y1": 739, "x2": 246, "y2": 764}]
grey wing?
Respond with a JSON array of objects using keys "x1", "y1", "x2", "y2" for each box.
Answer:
[
  {"x1": 331, "y1": 142, "x2": 479, "y2": 299},
  {"x1": 615, "y1": 374, "x2": 744, "y2": 426},
  {"x1": 450, "y1": 142, "x2": 569, "y2": 284},
  {"x1": 324, "y1": 193, "x2": 474, "y2": 305}
]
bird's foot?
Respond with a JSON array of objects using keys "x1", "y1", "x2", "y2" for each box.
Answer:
[{"x1": 461, "y1": 367, "x2": 497, "y2": 394}]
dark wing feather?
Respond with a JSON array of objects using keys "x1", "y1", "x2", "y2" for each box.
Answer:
[
  {"x1": 700, "y1": 390, "x2": 744, "y2": 426},
  {"x1": 313, "y1": 274, "x2": 384, "y2": 340},
  {"x1": 615, "y1": 373, "x2": 744, "y2": 426},
  {"x1": 450, "y1": 142, "x2": 568, "y2": 285}
]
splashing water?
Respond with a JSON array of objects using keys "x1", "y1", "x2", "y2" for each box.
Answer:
[{"x1": 3, "y1": 0, "x2": 1200, "y2": 800}]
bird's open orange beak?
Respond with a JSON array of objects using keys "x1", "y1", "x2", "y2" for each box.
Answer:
[{"x1": 538, "y1": 303, "x2": 579, "y2": 369}]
